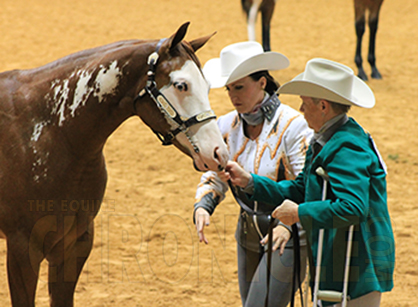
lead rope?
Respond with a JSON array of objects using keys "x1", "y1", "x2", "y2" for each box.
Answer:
[
  {"x1": 264, "y1": 219, "x2": 275, "y2": 307},
  {"x1": 290, "y1": 223, "x2": 304, "y2": 307}
]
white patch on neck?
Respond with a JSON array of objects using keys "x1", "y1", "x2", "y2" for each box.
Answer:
[
  {"x1": 93, "y1": 61, "x2": 121, "y2": 102},
  {"x1": 30, "y1": 120, "x2": 50, "y2": 183},
  {"x1": 48, "y1": 60, "x2": 122, "y2": 126},
  {"x1": 31, "y1": 121, "x2": 47, "y2": 142},
  {"x1": 33, "y1": 61, "x2": 123, "y2": 182},
  {"x1": 71, "y1": 69, "x2": 94, "y2": 117},
  {"x1": 32, "y1": 151, "x2": 49, "y2": 183},
  {"x1": 51, "y1": 77, "x2": 72, "y2": 126}
]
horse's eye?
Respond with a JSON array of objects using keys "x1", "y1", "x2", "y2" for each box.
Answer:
[{"x1": 173, "y1": 81, "x2": 188, "y2": 92}]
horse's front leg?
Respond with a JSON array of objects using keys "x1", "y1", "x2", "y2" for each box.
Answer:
[
  {"x1": 368, "y1": 13, "x2": 382, "y2": 79},
  {"x1": 247, "y1": 0, "x2": 261, "y2": 42},
  {"x1": 47, "y1": 217, "x2": 94, "y2": 307},
  {"x1": 355, "y1": 14, "x2": 368, "y2": 81},
  {"x1": 7, "y1": 230, "x2": 44, "y2": 307},
  {"x1": 260, "y1": 2, "x2": 274, "y2": 51}
]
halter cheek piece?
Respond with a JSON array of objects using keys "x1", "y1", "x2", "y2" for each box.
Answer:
[{"x1": 133, "y1": 39, "x2": 217, "y2": 154}]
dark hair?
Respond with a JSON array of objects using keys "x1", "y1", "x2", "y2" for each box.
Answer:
[{"x1": 249, "y1": 70, "x2": 280, "y2": 95}]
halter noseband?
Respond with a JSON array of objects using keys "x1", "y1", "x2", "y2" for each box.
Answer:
[{"x1": 133, "y1": 39, "x2": 217, "y2": 153}]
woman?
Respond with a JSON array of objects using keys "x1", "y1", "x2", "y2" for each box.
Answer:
[{"x1": 193, "y1": 41, "x2": 313, "y2": 306}]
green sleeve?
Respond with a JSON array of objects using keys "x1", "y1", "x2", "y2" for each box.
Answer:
[{"x1": 251, "y1": 171, "x2": 306, "y2": 208}]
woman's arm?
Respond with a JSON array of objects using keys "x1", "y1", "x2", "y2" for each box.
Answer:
[{"x1": 194, "y1": 170, "x2": 229, "y2": 243}]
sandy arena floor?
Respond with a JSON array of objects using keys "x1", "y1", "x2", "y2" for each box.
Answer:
[{"x1": 0, "y1": 0, "x2": 417, "y2": 306}]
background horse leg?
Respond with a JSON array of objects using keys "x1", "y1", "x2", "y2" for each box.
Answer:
[
  {"x1": 246, "y1": 0, "x2": 261, "y2": 42},
  {"x1": 354, "y1": 4, "x2": 368, "y2": 80},
  {"x1": 368, "y1": 2, "x2": 383, "y2": 79},
  {"x1": 48, "y1": 219, "x2": 94, "y2": 307},
  {"x1": 260, "y1": 0, "x2": 275, "y2": 51},
  {"x1": 7, "y1": 232, "x2": 43, "y2": 307}
]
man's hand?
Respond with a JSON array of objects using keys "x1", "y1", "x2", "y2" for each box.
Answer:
[
  {"x1": 223, "y1": 161, "x2": 252, "y2": 188},
  {"x1": 261, "y1": 225, "x2": 291, "y2": 255},
  {"x1": 272, "y1": 199, "x2": 300, "y2": 226},
  {"x1": 195, "y1": 207, "x2": 211, "y2": 244}
]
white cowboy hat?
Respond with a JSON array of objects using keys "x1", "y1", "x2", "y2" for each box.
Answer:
[
  {"x1": 203, "y1": 41, "x2": 289, "y2": 88},
  {"x1": 278, "y1": 58, "x2": 375, "y2": 108}
]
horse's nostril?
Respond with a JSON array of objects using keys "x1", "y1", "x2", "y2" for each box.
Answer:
[{"x1": 214, "y1": 147, "x2": 219, "y2": 160}]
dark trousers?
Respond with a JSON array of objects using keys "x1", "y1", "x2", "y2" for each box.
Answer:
[{"x1": 237, "y1": 242, "x2": 307, "y2": 307}]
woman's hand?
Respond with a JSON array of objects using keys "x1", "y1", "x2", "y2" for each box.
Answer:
[
  {"x1": 216, "y1": 169, "x2": 230, "y2": 183},
  {"x1": 194, "y1": 207, "x2": 211, "y2": 244},
  {"x1": 260, "y1": 225, "x2": 291, "y2": 255},
  {"x1": 223, "y1": 161, "x2": 252, "y2": 188}
]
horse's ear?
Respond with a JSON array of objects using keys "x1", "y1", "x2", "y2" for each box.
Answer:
[
  {"x1": 189, "y1": 32, "x2": 217, "y2": 52},
  {"x1": 168, "y1": 22, "x2": 190, "y2": 51}
]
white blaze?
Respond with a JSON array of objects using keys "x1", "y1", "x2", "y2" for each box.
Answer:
[
  {"x1": 161, "y1": 60, "x2": 210, "y2": 117},
  {"x1": 159, "y1": 59, "x2": 228, "y2": 171}
]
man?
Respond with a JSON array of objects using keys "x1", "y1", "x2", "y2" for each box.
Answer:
[{"x1": 224, "y1": 58, "x2": 395, "y2": 306}]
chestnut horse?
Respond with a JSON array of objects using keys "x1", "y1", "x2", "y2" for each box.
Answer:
[
  {"x1": 241, "y1": 0, "x2": 276, "y2": 51},
  {"x1": 354, "y1": 0, "x2": 384, "y2": 80},
  {"x1": 0, "y1": 22, "x2": 228, "y2": 307}
]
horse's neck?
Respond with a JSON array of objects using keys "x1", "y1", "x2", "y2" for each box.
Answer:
[{"x1": 23, "y1": 44, "x2": 145, "y2": 156}]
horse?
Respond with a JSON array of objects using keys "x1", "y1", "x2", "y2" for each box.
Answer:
[
  {"x1": 0, "y1": 22, "x2": 229, "y2": 307},
  {"x1": 354, "y1": 0, "x2": 384, "y2": 80},
  {"x1": 241, "y1": 0, "x2": 276, "y2": 51}
]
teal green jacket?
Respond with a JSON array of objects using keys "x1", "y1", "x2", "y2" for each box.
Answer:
[{"x1": 251, "y1": 118, "x2": 395, "y2": 302}]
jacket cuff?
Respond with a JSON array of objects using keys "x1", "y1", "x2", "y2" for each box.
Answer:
[
  {"x1": 241, "y1": 174, "x2": 255, "y2": 195},
  {"x1": 193, "y1": 192, "x2": 219, "y2": 224}
]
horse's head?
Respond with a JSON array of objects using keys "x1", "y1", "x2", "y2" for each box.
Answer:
[{"x1": 132, "y1": 23, "x2": 229, "y2": 172}]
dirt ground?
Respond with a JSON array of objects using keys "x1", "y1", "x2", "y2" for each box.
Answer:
[{"x1": 0, "y1": 0, "x2": 417, "y2": 306}]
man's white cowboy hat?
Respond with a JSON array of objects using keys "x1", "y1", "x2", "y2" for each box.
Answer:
[
  {"x1": 203, "y1": 41, "x2": 289, "y2": 88},
  {"x1": 278, "y1": 58, "x2": 375, "y2": 108}
]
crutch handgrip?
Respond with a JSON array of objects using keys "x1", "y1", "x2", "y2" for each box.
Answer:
[{"x1": 317, "y1": 290, "x2": 350, "y2": 302}]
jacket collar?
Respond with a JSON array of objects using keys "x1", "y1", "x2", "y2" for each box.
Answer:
[{"x1": 312, "y1": 114, "x2": 349, "y2": 147}]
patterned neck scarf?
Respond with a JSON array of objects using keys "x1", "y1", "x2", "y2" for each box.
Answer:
[{"x1": 240, "y1": 93, "x2": 281, "y2": 126}]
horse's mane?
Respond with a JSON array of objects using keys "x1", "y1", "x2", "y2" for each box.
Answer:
[{"x1": 29, "y1": 40, "x2": 146, "y2": 73}]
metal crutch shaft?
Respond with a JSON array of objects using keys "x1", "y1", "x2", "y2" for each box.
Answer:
[
  {"x1": 314, "y1": 167, "x2": 354, "y2": 307},
  {"x1": 316, "y1": 225, "x2": 354, "y2": 306},
  {"x1": 313, "y1": 167, "x2": 329, "y2": 307}
]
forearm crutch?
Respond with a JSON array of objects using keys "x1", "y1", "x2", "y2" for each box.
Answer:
[{"x1": 314, "y1": 167, "x2": 354, "y2": 307}]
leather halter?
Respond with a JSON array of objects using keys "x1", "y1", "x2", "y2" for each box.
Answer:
[{"x1": 134, "y1": 39, "x2": 217, "y2": 153}]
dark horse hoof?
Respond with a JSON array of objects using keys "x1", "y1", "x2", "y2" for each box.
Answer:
[
  {"x1": 357, "y1": 68, "x2": 368, "y2": 81},
  {"x1": 371, "y1": 67, "x2": 382, "y2": 79}
]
